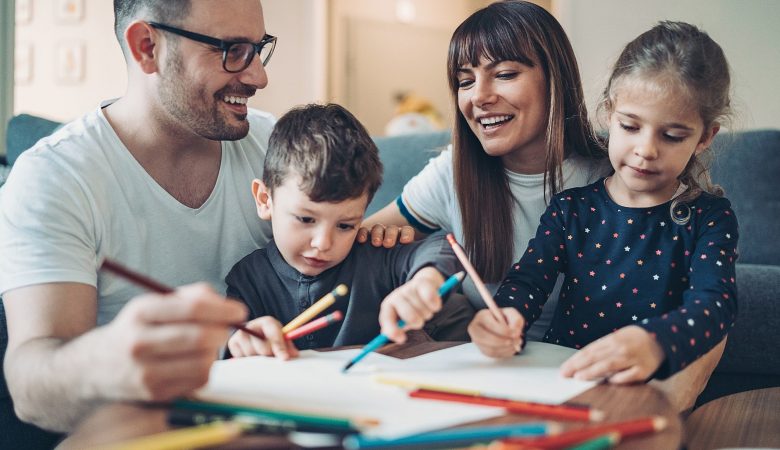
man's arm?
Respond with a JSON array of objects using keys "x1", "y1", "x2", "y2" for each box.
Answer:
[{"x1": 3, "y1": 282, "x2": 248, "y2": 432}]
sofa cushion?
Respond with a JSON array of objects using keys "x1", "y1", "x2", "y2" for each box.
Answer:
[
  {"x1": 6, "y1": 114, "x2": 63, "y2": 166},
  {"x1": 368, "y1": 131, "x2": 451, "y2": 216},
  {"x1": 710, "y1": 129, "x2": 780, "y2": 266}
]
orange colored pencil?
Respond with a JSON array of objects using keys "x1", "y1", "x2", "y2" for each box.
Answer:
[
  {"x1": 410, "y1": 389, "x2": 604, "y2": 422},
  {"x1": 499, "y1": 416, "x2": 667, "y2": 449},
  {"x1": 446, "y1": 233, "x2": 504, "y2": 321}
]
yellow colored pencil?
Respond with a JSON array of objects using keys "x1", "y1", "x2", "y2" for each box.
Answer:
[
  {"x1": 96, "y1": 421, "x2": 244, "y2": 450},
  {"x1": 374, "y1": 375, "x2": 482, "y2": 396},
  {"x1": 282, "y1": 284, "x2": 348, "y2": 333}
]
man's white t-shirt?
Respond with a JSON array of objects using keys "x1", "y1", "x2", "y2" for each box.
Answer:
[
  {"x1": 0, "y1": 107, "x2": 274, "y2": 325},
  {"x1": 400, "y1": 149, "x2": 605, "y2": 340}
]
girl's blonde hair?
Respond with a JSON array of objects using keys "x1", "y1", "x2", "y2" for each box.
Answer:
[{"x1": 599, "y1": 21, "x2": 732, "y2": 224}]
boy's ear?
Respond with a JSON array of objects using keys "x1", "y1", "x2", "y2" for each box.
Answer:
[
  {"x1": 251, "y1": 179, "x2": 273, "y2": 221},
  {"x1": 695, "y1": 123, "x2": 720, "y2": 155},
  {"x1": 125, "y1": 20, "x2": 159, "y2": 74}
]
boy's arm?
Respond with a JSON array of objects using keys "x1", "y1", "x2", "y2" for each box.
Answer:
[{"x1": 3, "y1": 282, "x2": 246, "y2": 432}]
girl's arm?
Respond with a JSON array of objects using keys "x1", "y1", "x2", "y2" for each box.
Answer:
[{"x1": 637, "y1": 198, "x2": 739, "y2": 378}]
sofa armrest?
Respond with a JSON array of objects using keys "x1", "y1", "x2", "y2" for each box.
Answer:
[{"x1": 715, "y1": 263, "x2": 780, "y2": 375}]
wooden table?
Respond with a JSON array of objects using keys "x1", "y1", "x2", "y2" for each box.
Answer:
[
  {"x1": 59, "y1": 341, "x2": 682, "y2": 449},
  {"x1": 685, "y1": 387, "x2": 780, "y2": 450}
]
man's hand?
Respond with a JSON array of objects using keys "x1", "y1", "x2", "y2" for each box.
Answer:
[
  {"x1": 95, "y1": 283, "x2": 250, "y2": 401},
  {"x1": 467, "y1": 307, "x2": 525, "y2": 358},
  {"x1": 379, "y1": 267, "x2": 445, "y2": 343},
  {"x1": 227, "y1": 316, "x2": 299, "y2": 360},
  {"x1": 356, "y1": 224, "x2": 416, "y2": 247},
  {"x1": 560, "y1": 325, "x2": 665, "y2": 383}
]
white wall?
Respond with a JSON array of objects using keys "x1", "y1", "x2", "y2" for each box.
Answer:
[
  {"x1": 13, "y1": 0, "x2": 324, "y2": 122},
  {"x1": 555, "y1": 0, "x2": 780, "y2": 130}
]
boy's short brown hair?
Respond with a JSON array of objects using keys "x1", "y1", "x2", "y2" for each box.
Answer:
[{"x1": 263, "y1": 103, "x2": 383, "y2": 204}]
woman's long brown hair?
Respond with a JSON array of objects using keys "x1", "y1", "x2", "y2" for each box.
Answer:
[{"x1": 447, "y1": 1, "x2": 602, "y2": 282}]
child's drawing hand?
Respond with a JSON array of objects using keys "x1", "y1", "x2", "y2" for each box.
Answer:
[
  {"x1": 226, "y1": 316, "x2": 299, "y2": 360},
  {"x1": 467, "y1": 307, "x2": 525, "y2": 358},
  {"x1": 356, "y1": 224, "x2": 416, "y2": 248},
  {"x1": 560, "y1": 325, "x2": 665, "y2": 383},
  {"x1": 379, "y1": 266, "x2": 445, "y2": 343}
]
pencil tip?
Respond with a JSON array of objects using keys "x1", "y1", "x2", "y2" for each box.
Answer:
[
  {"x1": 342, "y1": 362, "x2": 354, "y2": 373},
  {"x1": 446, "y1": 233, "x2": 455, "y2": 244}
]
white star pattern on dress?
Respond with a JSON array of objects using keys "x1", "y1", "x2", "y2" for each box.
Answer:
[
  {"x1": 624, "y1": 246, "x2": 630, "y2": 252},
  {"x1": 653, "y1": 274, "x2": 660, "y2": 280}
]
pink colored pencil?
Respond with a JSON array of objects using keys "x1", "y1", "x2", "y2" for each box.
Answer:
[
  {"x1": 446, "y1": 233, "x2": 504, "y2": 322},
  {"x1": 285, "y1": 311, "x2": 343, "y2": 340}
]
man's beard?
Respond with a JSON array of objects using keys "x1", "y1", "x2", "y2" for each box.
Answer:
[{"x1": 158, "y1": 50, "x2": 251, "y2": 141}]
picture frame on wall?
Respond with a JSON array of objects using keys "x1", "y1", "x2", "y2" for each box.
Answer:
[
  {"x1": 15, "y1": 43, "x2": 34, "y2": 84},
  {"x1": 16, "y1": 0, "x2": 33, "y2": 24},
  {"x1": 54, "y1": 0, "x2": 84, "y2": 23},
  {"x1": 55, "y1": 41, "x2": 85, "y2": 84}
]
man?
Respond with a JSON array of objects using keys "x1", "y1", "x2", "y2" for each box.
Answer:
[{"x1": 0, "y1": 0, "x2": 275, "y2": 431}]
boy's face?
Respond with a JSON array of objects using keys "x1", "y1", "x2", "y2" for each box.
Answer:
[{"x1": 253, "y1": 175, "x2": 368, "y2": 276}]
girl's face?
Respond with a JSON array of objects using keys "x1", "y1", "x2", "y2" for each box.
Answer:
[
  {"x1": 606, "y1": 77, "x2": 717, "y2": 208},
  {"x1": 456, "y1": 57, "x2": 549, "y2": 174}
]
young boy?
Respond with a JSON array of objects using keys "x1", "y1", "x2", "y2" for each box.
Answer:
[{"x1": 225, "y1": 103, "x2": 470, "y2": 359}]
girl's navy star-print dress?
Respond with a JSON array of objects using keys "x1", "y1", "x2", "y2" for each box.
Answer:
[{"x1": 495, "y1": 179, "x2": 739, "y2": 378}]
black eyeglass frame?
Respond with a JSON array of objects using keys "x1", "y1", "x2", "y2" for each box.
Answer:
[{"x1": 147, "y1": 21, "x2": 277, "y2": 72}]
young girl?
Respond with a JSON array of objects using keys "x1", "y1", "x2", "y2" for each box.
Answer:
[
  {"x1": 468, "y1": 21, "x2": 737, "y2": 402},
  {"x1": 363, "y1": 0, "x2": 607, "y2": 344}
]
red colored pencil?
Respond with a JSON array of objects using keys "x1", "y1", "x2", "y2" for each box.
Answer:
[
  {"x1": 410, "y1": 389, "x2": 604, "y2": 422},
  {"x1": 285, "y1": 311, "x2": 343, "y2": 340},
  {"x1": 100, "y1": 258, "x2": 266, "y2": 341},
  {"x1": 499, "y1": 416, "x2": 667, "y2": 449}
]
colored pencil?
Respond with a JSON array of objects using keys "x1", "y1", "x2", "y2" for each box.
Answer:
[
  {"x1": 445, "y1": 233, "x2": 504, "y2": 322},
  {"x1": 99, "y1": 420, "x2": 244, "y2": 450},
  {"x1": 342, "y1": 271, "x2": 465, "y2": 372},
  {"x1": 343, "y1": 422, "x2": 555, "y2": 449},
  {"x1": 409, "y1": 389, "x2": 604, "y2": 422},
  {"x1": 499, "y1": 416, "x2": 667, "y2": 449},
  {"x1": 100, "y1": 258, "x2": 266, "y2": 341},
  {"x1": 281, "y1": 284, "x2": 349, "y2": 333},
  {"x1": 564, "y1": 432, "x2": 619, "y2": 450},
  {"x1": 173, "y1": 398, "x2": 374, "y2": 434},
  {"x1": 285, "y1": 311, "x2": 343, "y2": 340}
]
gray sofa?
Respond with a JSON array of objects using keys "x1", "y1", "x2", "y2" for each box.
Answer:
[{"x1": 1, "y1": 115, "x2": 778, "y2": 448}]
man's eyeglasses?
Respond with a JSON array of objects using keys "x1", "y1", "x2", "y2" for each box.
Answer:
[{"x1": 148, "y1": 22, "x2": 277, "y2": 73}]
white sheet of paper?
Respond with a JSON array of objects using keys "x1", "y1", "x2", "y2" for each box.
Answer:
[
  {"x1": 372, "y1": 342, "x2": 597, "y2": 404},
  {"x1": 196, "y1": 349, "x2": 503, "y2": 439},
  {"x1": 196, "y1": 342, "x2": 596, "y2": 439}
]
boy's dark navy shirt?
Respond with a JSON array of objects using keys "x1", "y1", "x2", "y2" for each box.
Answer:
[
  {"x1": 225, "y1": 233, "x2": 463, "y2": 348},
  {"x1": 495, "y1": 179, "x2": 739, "y2": 378}
]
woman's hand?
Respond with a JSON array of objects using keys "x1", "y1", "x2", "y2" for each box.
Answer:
[
  {"x1": 227, "y1": 316, "x2": 299, "y2": 360},
  {"x1": 467, "y1": 307, "x2": 525, "y2": 358},
  {"x1": 560, "y1": 325, "x2": 665, "y2": 383},
  {"x1": 356, "y1": 224, "x2": 416, "y2": 247}
]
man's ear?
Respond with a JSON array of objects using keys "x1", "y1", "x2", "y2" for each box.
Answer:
[
  {"x1": 252, "y1": 179, "x2": 273, "y2": 221},
  {"x1": 695, "y1": 123, "x2": 720, "y2": 155},
  {"x1": 125, "y1": 20, "x2": 159, "y2": 74}
]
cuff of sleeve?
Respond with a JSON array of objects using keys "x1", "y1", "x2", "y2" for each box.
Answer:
[{"x1": 396, "y1": 196, "x2": 439, "y2": 235}]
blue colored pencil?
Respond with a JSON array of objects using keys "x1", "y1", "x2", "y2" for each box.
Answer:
[
  {"x1": 343, "y1": 422, "x2": 552, "y2": 449},
  {"x1": 342, "y1": 271, "x2": 465, "y2": 372}
]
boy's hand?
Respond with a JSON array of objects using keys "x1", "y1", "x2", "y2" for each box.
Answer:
[
  {"x1": 560, "y1": 325, "x2": 665, "y2": 383},
  {"x1": 226, "y1": 316, "x2": 299, "y2": 360},
  {"x1": 379, "y1": 267, "x2": 445, "y2": 343},
  {"x1": 357, "y1": 224, "x2": 416, "y2": 248},
  {"x1": 467, "y1": 307, "x2": 525, "y2": 358}
]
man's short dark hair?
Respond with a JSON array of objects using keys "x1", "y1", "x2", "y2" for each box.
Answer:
[
  {"x1": 264, "y1": 103, "x2": 383, "y2": 204},
  {"x1": 114, "y1": 0, "x2": 191, "y2": 57}
]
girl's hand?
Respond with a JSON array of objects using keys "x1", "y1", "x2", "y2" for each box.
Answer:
[
  {"x1": 560, "y1": 325, "x2": 665, "y2": 383},
  {"x1": 379, "y1": 267, "x2": 445, "y2": 343},
  {"x1": 467, "y1": 307, "x2": 525, "y2": 358},
  {"x1": 226, "y1": 316, "x2": 299, "y2": 360},
  {"x1": 356, "y1": 224, "x2": 416, "y2": 248}
]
